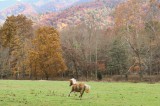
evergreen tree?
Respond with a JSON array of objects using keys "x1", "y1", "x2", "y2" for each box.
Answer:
[{"x1": 107, "y1": 38, "x2": 128, "y2": 76}]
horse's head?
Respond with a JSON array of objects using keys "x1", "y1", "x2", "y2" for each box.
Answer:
[{"x1": 69, "y1": 78, "x2": 76, "y2": 86}]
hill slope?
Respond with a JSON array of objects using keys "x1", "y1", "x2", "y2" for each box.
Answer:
[
  {"x1": 0, "y1": 0, "x2": 124, "y2": 29},
  {"x1": 0, "y1": 0, "x2": 94, "y2": 22},
  {"x1": 37, "y1": 0, "x2": 124, "y2": 30}
]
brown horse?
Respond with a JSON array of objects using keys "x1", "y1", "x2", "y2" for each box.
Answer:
[{"x1": 68, "y1": 78, "x2": 90, "y2": 98}]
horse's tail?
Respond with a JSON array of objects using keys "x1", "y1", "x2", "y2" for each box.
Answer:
[{"x1": 84, "y1": 84, "x2": 90, "y2": 93}]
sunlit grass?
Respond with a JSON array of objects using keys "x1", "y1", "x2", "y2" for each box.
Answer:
[{"x1": 0, "y1": 80, "x2": 160, "y2": 106}]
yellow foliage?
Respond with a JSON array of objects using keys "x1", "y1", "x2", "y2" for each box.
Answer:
[{"x1": 27, "y1": 26, "x2": 67, "y2": 79}]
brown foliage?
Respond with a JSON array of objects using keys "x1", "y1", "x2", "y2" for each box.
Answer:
[{"x1": 27, "y1": 26, "x2": 67, "y2": 79}]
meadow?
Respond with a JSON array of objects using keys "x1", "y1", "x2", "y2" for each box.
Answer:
[{"x1": 0, "y1": 80, "x2": 160, "y2": 106}]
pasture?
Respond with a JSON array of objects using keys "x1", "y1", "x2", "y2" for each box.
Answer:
[{"x1": 0, "y1": 80, "x2": 160, "y2": 106}]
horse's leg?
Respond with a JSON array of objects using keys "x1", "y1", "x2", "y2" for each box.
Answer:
[
  {"x1": 68, "y1": 90, "x2": 73, "y2": 97},
  {"x1": 79, "y1": 90, "x2": 84, "y2": 98},
  {"x1": 68, "y1": 87, "x2": 74, "y2": 97},
  {"x1": 79, "y1": 87, "x2": 85, "y2": 98}
]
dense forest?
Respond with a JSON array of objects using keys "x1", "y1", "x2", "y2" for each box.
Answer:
[{"x1": 0, "y1": 0, "x2": 160, "y2": 81}]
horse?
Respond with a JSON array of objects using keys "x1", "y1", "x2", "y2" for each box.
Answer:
[{"x1": 68, "y1": 78, "x2": 90, "y2": 98}]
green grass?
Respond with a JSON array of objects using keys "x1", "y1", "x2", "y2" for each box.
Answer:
[{"x1": 0, "y1": 80, "x2": 160, "y2": 106}]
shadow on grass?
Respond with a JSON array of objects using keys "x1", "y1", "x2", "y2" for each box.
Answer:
[{"x1": 72, "y1": 96, "x2": 96, "y2": 101}]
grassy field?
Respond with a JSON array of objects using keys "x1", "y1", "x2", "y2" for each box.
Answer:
[{"x1": 0, "y1": 80, "x2": 160, "y2": 106}]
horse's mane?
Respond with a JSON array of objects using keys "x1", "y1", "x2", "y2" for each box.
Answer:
[
  {"x1": 69, "y1": 78, "x2": 77, "y2": 86},
  {"x1": 71, "y1": 78, "x2": 77, "y2": 84}
]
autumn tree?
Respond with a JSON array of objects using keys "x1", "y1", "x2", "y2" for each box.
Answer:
[
  {"x1": 26, "y1": 51, "x2": 40, "y2": 79},
  {"x1": 0, "y1": 15, "x2": 33, "y2": 79},
  {"x1": 0, "y1": 15, "x2": 18, "y2": 77},
  {"x1": 0, "y1": 26, "x2": 8, "y2": 78},
  {"x1": 61, "y1": 25, "x2": 89, "y2": 80},
  {"x1": 28, "y1": 26, "x2": 67, "y2": 80},
  {"x1": 145, "y1": 21, "x2": 160, "y2": 75},
  {"x1": 14, "y1": 15, "x2": 33, "y2": 78},
  {"x1": 145, "y1": 0, "x2": 160, "y2": 75},
  {"x1": 114, "y1": 0, "x2": 149, "y2": 79},
  {"x1": 61, "y1": 22, "x2": 107, "y2": 80}
]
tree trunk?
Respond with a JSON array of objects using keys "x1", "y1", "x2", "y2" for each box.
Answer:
[
  {"x1": 86, "y1": 70, "x2": 88, "y2": 81},
  {"x1": 149, "y1": 39, "x2": 152, "y2": 76},
  {"x1": 72, "y1": 59, "x2": 79, "y2": 80},
  {"x1": 137, "y1": 54, "x2": 143, "y2": 81},
  {"x1": 44, "y1": 71, "x2": 49, "y2": 80},
  {"x1": 95, "y1": 35, "x2": 98, "y2": 80},
  {"x1": 46, "y1": 76, "x2": 49, "y2": 80},
  {"x1": 29, "y1": 62, "x2": 33, "y2": 80}
]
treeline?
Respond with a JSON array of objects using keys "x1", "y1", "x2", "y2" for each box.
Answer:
[
  {"x1": 0, "y1": 0, "x2": 160, "y2": 81},
  {"x1": 61, "y1": 0, "x2": 160, "y2": 81}
]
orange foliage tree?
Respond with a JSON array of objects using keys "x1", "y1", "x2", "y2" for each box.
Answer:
[
  {"x1": 0, "y1": 15, "x2": 33, "y2": 79},
  {"x1": 27, "y1": 26, "x2": 67, "y2": 79}
]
